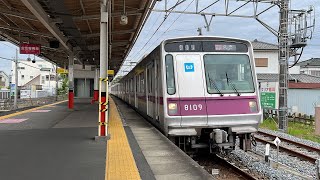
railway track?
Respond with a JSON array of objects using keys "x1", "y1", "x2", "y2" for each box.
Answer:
[
  {"x1": 254, "y1": 130, "x2": 320, "y2": 164},
  {"x1": 193, "y1": 153, "x2": 261, "y2": 180},
  {"x1": 214, "y1": 154, "x2": 258, "y2": 180}
]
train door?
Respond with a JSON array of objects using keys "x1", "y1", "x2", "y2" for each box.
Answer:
[
  {"x1": 155, "y1": 60, "x2": 160, "y2": 122},
  {"x1": 146, "y1": 62, "x2": 154, "y2": 118},
  {"x1": 175, "y1": 54, "x2": 207, "y2": 126},
  {"x1": 134, "y1": 75, "x2": 138, "y2": 108}
]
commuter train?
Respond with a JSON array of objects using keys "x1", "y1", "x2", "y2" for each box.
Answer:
[{"x1": 111, "y1": 36, "x2": 262, "y2": 152}]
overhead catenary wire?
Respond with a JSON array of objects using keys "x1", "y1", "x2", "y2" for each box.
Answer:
[
  {"x1": 0, "y1": 42, "x2": 16, "y2": 50},
  {"x1": 121, "y1": 0, "x2": 196, "y2": 76},
  {"x1": 0, "y1": 56, "x2": 42, "y2": 70},
  {"x1": 128, "y1": 0, "x2": 184, "y2": 63},
  {"x1": 134, "y1": 0, "x2": 195, "y2": 63}
]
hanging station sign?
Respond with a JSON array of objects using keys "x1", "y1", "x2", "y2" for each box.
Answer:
[{"x1": 19, "y1": 43, "x2": 41, "y2": 54}]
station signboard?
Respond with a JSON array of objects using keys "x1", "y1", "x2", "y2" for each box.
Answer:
[
  {"x1": 108, "y1": 70, "x2": 114, "y2": 76},
  {"x1": 57, "y1": 68, "x2": 68, "y2": 74},
  {"x1": 20, "y1": 43, "x2": 41, "y2": 54},
  {"x1": 260, "y1": 82, "x2": 277, "y2": 109}
]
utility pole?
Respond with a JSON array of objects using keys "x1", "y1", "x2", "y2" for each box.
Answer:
[
  {"x1": 48, "y1": 68, "x2": 51, "y2": 96},
  {"x1": 278, "y1": 0, "x2": 289, "y2": 132},
  {"x1": 55, "y1": 64, "x2": 58, "y2": 101},
  {"x1": 151, "y1": 0, "x2": 315, "y2": 133},
  {"x1": 14, "y1": 49, "x2": 18, "y2": 110}
]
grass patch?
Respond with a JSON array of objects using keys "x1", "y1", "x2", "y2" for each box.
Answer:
[
  {"x1": 287, "y1": 122, "x2": 320, "y2": 143},
  {"x1": 260, "y1": 118, "x2": 320, "y2": 143},
  {"x1": 259, "y1": 117, "x2": 278, "y2": 131}
]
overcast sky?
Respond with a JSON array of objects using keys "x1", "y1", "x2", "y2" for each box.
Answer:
[{"x1": 0, "y1": 0, "x2": 319, "y2": 77}]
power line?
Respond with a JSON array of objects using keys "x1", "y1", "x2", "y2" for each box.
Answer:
[
  {"x1": 0, "y1": 42, "x2": 16, "y2": 50},
  {"x1": 128, "y1": 0, "x2": 183, "y2": 62},
  {"x1": 135, "y1": 0, "x2": 195, "y2": 62},
  {"x1": 0, "y1": 56, "x2": 41, "y2": 70}
]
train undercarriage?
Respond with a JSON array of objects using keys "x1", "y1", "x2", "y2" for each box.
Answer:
[{"x1": 170, "y1": 128, "x2": 254, "y2": 154}]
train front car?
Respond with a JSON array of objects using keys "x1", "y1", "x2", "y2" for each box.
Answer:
[{"x1": 162, "y1": 36, "x2": 262, "y2": 153}]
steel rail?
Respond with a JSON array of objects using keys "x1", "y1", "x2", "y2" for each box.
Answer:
[
  {"x1": 254, "y1": 136, "x2": 318, "y2": 164},
  {"x1": 215, "y1": 154, "x2": 258, "y2": 180},
  {"x1": 257, "y1": 131, "x2": 320, "y2": 153}
]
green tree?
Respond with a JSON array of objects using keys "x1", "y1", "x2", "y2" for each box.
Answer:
[{"x1": 58, "y1": 74, "x2": 68, "y2": 95}]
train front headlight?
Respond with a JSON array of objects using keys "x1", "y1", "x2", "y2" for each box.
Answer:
[
  {"x1": 168, "y1": 103, "x2": 178, "y2": 115},
  {"x1": 249, "y1": 101, "x2": 258, "y2": 112}
]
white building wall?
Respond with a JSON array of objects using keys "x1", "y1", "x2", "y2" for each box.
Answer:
[
  {"x1": 254, "y1": 51, "x2": 279, "y2": 74},
  {"x1": 254, "y1": 50, "x2": 279, "y2": 110},
  {"x1": 289, "y1": 66, "x2": 300, "y2": 74},
  {"x1": 300, "y1": 67, "x2": 320, "y2": 76},
  {"x1": 11, "y1": 59, "x2": 57, "y2": 95},
  {"x1": 11, "y1": 60, "x2": 41, "y2": 86},
  {"x1": 40, "y1": 70, "x2": 57, "y2": 96}
]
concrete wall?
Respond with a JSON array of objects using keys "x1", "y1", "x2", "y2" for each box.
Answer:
[{"x1": 74, "y1": 69, "x2": 95, "y2": 79}]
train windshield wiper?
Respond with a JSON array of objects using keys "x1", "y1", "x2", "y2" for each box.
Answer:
[
  {"x1": 207, "y1": 73, "x2": 224, "y2": 96},
  {"x1": 225, "y1": 72, "x2": 240, "y2": 96}
]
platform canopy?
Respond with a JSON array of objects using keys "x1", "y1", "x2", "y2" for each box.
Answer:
[{"x1": 0, "y1": 0, "x2": 156, "y2": 74}]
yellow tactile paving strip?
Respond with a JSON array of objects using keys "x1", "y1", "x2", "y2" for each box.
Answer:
[{"x1": 106, "y1": 98, "x2": 141, "y2": 180}]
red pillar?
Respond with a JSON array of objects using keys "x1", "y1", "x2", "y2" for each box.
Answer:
[
  {"x1": 100, "y1": 94, "x2": 106, "y2": 136},
  {"x1": 68, "y1": 90, "x2": 74, "y2": 109},
  {"x1": 94, "y1": 90, "x2": 99, "y2": 101}
]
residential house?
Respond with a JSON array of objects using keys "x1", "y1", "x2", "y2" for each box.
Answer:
[
  {"x1": 11, "y1": 59, "x2": 57, "y2": 96},
  {"x1": 296, "y1": 58, "x2": 320, "y2": 76},
  {"x1": 251, "y1": 39, "x2": 279, "y2": 110},
  {"x1": 0, "y1": 71, "x2": 9, "y2": 88}
]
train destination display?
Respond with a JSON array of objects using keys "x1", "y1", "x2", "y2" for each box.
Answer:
[{"x1": 165, "y1": 41, "x2": 248, "y2": 52}]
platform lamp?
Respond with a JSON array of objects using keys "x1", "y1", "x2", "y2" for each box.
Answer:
[
  {"x1": 32, "y1": 55, "x2": 36, "y2": 63},
  {"x1": 120, "y1": 0, "x2": 128, "y2": 25}
]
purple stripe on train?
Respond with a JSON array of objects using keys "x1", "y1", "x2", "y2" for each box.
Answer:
[{"x1": 167, "y1": 96, "x2": 258, "y2": 116}]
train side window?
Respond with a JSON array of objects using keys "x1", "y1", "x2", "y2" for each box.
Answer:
[
  {"x1": 140, "y1": 72, "x2": 145, "y2": 93},
  {"x1": 147, "y1": 67, "x2": 152, "y2": 93},
  {"x1": 136, "y1": 76, "x2": 139, "y2": 93},
  {"x1": 165, "y1": 54, "x2": 176, "y2": 95}
]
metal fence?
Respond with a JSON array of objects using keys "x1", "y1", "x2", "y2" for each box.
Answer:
[
  {"x1": 0, "y1": 95, "x2": 68, "y2": 111},
  {"x1": 0, "y1": 90, "x2": 10, "y2": 99}
]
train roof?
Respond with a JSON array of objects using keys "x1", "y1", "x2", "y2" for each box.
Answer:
[
  {"x1": 162, "y1": 36, "x2": 252, "y2": 44},
  {"x1": 117, "y1": 36, "x2": 253, "y2": 83}
]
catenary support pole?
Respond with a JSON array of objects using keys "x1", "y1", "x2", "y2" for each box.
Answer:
[
  {"x1": 56, "y1": 64, "x2": 58, "y2": 101},
  {"x1": 278, "y1": 0, "x2": 289, "y2": 132},
  {"x1": 98, "y1": 0, "x2": 108, "y2": 137},
  {"x1": 14, "y1": 49, "x2": 18, "y2": 110},
  {"x1": 68, "y1": 53, "x2": 74, "y2": 109}
]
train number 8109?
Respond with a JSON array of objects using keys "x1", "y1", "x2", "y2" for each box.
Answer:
[{"x1": 184, "y1": 104, "x2": 203, "y2": 111}]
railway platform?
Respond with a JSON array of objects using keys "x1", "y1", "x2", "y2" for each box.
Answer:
[
  {"x1": 0, "y1": 97, "x2": 212, "y2": 180},
  {"x1": 0, "y1": 98, "x2": 106, "y2": 180}
]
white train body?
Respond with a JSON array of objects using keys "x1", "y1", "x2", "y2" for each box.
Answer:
[{"x1": 111, "y1": 36, "x2": 262, "y2": 151}]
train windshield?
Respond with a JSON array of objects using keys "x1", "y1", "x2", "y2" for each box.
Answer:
[{"x1": 204, "y1": 54, "x2": 255, "y2": 94}]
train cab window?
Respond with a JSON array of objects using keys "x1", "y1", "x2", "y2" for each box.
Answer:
[
  {"x1": 204, "y1": 54, "x2": 255, "y2": 94},
  {"x1": 165, "y1": 54, "x2": 176, "y2": 95}
]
